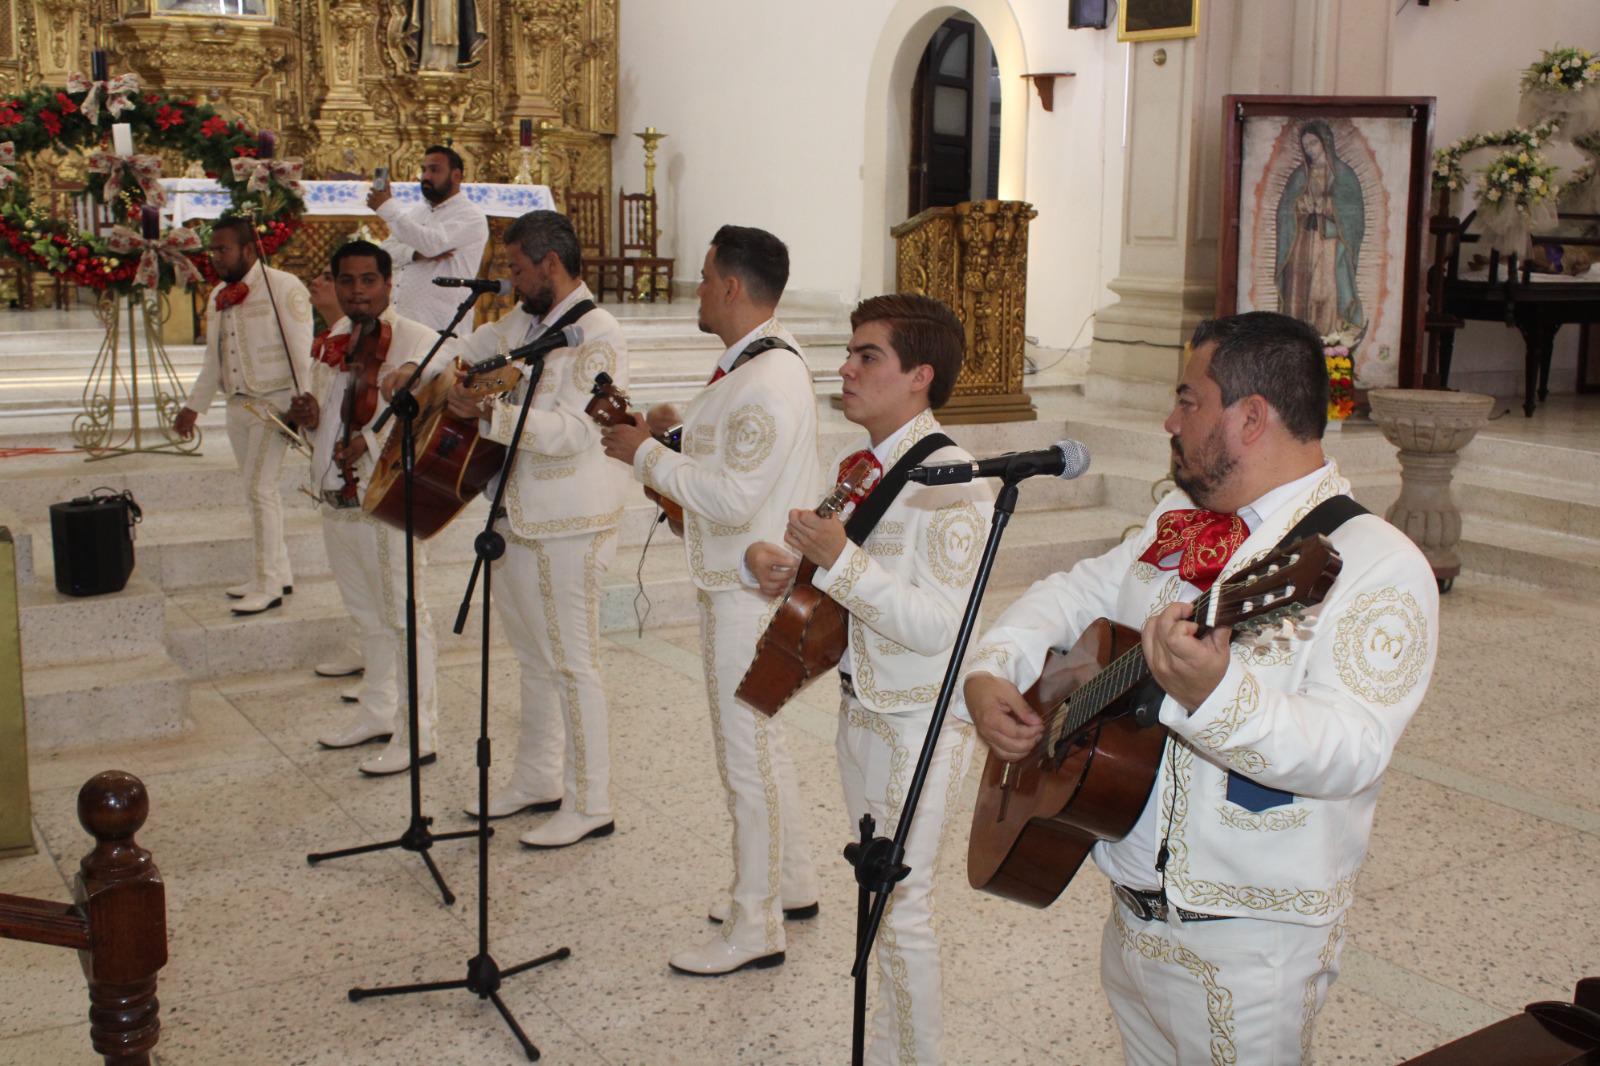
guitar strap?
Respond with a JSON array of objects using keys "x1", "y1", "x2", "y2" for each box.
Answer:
[
  {"x1": 842, "y1": 432, "x2": 956, "y2": 547},
  {"x1": 539, "y1": 298, "x2": 596, "y2": 340},
  {"x1": 728, "y1": 335, "x2": 799, "y2": 374}
]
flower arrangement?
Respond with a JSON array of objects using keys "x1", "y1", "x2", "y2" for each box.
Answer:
[
  {"x1": 1480, "y1": 149, "x2": 1562, "y2": 210},
  {"x1": 1431, "y1": 119, "x2": 1560, "y2": 194},
  {"x1": 1322, "y1": 330, "x2": 1356, "y2": 421},
  {"x1": 1520, "y1": 46, "x2": 1600, "y2": 94},
  {"x1": 1519, "y1": 45, "x2": 1600, "y2": 140},
  {"x1": 0, "y1": 68, "x2": 303, "y2": 295}
]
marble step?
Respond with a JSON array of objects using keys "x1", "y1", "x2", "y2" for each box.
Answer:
[
  {"x1": 18, "y1": 573, "x2": 169, "y2": 669},
  {"x1": 1458, "y1": 513, "x2": 1600, "y2": 594},
  {"x1": 23, "y1": 650, "x2": 189, "y2": 752},
  {"x1": 159, "y1": 506, "x2": 1142, "y2": 680}
]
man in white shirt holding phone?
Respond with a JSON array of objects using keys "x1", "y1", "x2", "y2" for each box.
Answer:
[{"x1": 367, "y1": 145, "x2": 489, "y2": 332}]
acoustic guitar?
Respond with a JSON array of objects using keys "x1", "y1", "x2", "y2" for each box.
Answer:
[
  {"x1": 734, "y1": 457, "x2": 877, "y2": 718},
  {"x1": 585, "y1": 371, "x2": 686, "y2": 527},
  {"x1": 967, "y1": 534, "x2": 1343, "y2": 907},
  {"x1": 363, "y1": 360, "x2": 522, "y2": 539}
]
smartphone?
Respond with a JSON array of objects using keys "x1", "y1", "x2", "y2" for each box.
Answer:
[{"x1": 372, "y1": 166, "x2": 389, "y2": 193}]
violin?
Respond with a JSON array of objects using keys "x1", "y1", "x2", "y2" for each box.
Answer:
[
  {"x1": 337, "y1": 318, "x2": 391, "y2": 503},
  {"x1": 586, "y1": 371, "x2": 685, "y2": 528}
]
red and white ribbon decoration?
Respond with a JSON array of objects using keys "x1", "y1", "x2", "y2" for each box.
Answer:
[
  {"x1": 105, "y1": 225, "x2": 203, "y2": 290},
  {"x1": 0, "y1": 142, "x2": 17, "y2": 190},
  {"x1": 230, "y1": 155, "x2": 304, "y2": 195},
  {"x1": 87, "y1": 150, "x2": 167, "y2": 208},
  {"x1": 64, "y1": 71, "x2": 140, "y2": 126}
]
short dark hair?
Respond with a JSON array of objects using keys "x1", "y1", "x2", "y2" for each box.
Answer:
[
  {"x1": 330, "y1": 239, "x2": 392, "y2": 280},
  {"x1": 1190, "y1": 311, "x2": 1328, "y2": 441},
  {"x1": 423, "y1": 144, "x2": 465, "y2": 176},
  {"x1": 210, "y1": 215, "x2": 256, "y2": 249},
  {"x1": 505, "y1": 210, "x2": 582, "y2": 276},
  {"x1": 710, "y1": 225, "x2": 789, "y2": 306},
  {"x1": 849, "y1": 294, "x2": 965, "y2": 408}
]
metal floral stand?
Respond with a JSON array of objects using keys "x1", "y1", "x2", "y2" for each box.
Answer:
[{"x1": 73, "y1": 288, "x2": 202, "y2": 461}]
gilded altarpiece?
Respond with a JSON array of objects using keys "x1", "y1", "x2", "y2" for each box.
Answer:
[{"x1": 893, "y1": 200, "x2": 1037, "y2": 424}]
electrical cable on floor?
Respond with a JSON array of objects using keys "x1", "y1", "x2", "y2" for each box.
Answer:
[
  {"x1": 1024, "y1": 310, "x2": 1096, "y2": 376},
  {"x1": 633, "y1": 508, "x2": 662, "y2": 638}
]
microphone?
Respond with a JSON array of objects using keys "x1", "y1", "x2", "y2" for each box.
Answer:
[
  {"x1": 431, "y1": 277, "x2": 513, "y2": 296},
  {"x1": 908, "y1": 439, "x2": 1091, "y2": 485},
  {"x1": 468, "y1": 325, "x2": 585, "y2": 373}
]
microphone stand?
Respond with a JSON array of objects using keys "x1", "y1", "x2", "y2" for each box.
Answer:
[
  {"x1": 305, "y1": 290, "x2": 483, "y2": 904},
  {"x1": 346, "y1": 335, "x2": 569, "y2": 1062},
  {"x1": 842, "y1": 474, "x2": 1023, "y2": 1066}
]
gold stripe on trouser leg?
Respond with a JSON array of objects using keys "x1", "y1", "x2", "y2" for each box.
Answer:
[
  {"x1": 491, "y1": 538, "x2": 563, "y2": 797},
  {"x1": 525, "y1": 530, "x2": 616, "y2": 816},
  {"x1": 700, "y1": 587, "x2": 796, "y2": 953},
  {"x1": 836, "y1": 695, "x2": 973, "y2": 1066}
]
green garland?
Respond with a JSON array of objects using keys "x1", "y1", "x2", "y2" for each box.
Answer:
[{"x1": 0, "y1": 76, "x2": 303, "y2": 295}]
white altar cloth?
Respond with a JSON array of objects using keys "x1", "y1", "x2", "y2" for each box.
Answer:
[{"x1": 158, "y1": 180, "x2": 554, "y2": 226}]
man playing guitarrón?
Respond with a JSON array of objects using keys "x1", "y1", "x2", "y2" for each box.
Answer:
[
  {"x1": 746, "y1": 294, "x2": 992, "y2": 1063},
  {"x1": 601, "y1": 225, "x2": 821, "y2": 977},
  {"x1": 288, "y1": 241, "x2": 443, "y2": 776},
  {"x1": 960, "y1": 312, "x2": 1439, "y2": 1064}
]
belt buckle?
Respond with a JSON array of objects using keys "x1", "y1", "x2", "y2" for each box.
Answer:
[{"x1": 1114, "y1": 884, "x2": 1165, "y2": 923}]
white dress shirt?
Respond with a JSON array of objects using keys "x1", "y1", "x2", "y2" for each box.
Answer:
[{"x1": 376, "y1": 190, "x2": 490, "y2": 332}]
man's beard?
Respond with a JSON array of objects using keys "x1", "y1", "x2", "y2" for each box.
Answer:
[
  {"x1": 1170, "y1": 427, "x2": 1236, "y2": 509},
  {"x1": 220, "y1": 259, "x2": 250, "y2": 284},
  {"x1": 419, "y1": 179, "x2": 447, "y2": 204},
  {"x1": 519, "y1": 280, "x2": 556, "y2": 318}
]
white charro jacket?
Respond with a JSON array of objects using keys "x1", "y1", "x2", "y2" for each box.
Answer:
[{"x1": 185, "y1": 260, "x2": 314, "y2": 410}]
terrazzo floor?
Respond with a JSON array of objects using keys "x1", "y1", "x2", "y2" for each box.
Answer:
[{"x1": 4, "y1": 571, "x2": 1599, "y2": 1065}]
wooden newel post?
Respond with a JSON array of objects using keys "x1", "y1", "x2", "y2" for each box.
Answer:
[{"x1": 73, "y1": 771, "x2": 167, "y2": 1066}]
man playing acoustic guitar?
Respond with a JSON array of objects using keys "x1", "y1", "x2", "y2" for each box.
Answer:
[
  {"x1": 961, "y1": 312, "x2": 1439, "y2": 1064},
  {"x1": 746, "y1": 294, "x2": 993, "y2": 1065}
]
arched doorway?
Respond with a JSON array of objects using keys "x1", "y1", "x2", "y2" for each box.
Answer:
[{"x1": 908, "y1": 15, "x2": 1002, "y2": 215}]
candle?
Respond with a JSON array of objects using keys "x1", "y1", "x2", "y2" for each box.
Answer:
[
  {"x1": 91, "y1": 49, "x2": 108, "y2": 82},
  {"x1": 520, "y1": 119, "x2": 533, "y2": 148},
  {"x1": 257, "y1": 129, "x2": 276, "y2": 159},
  {"x1": 111, "y1": 123, "x2": 133, "y2": 157},
  {"x1": 140, "y1": 204, "x2": 160, "y2": 240}
]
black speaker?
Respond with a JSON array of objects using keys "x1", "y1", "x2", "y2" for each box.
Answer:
[
  {"x1": 49, "y1": 490, "x2": 141, "y2": 597},
  {"x1": 1069, "y1": 0, "x2": 1111, "y2": 29}
]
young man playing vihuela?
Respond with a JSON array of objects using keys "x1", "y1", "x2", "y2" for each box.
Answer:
[
  {"x1": 174, "y1": 216, "x2": 313, "y2": 617},
  {"x1": 745, "y1": 294, "x2": 993, "y2": 1063},
  {"x1": 385, "y1": 209, "x2": 628, "y2": 849},
  {"x1": 284, "y1": 241, "x2": 442, "y2": 777},
  {"x1": 960, "y1": 311, "x2": 1440, "y2": 1064},
  {"x1": 599, "y1": 225, "x2": 821, "y2": 976}
]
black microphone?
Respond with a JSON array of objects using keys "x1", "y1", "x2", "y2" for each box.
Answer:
[
  {"x1": 468, "y1": 324, "x2": 585, "y2": 373},
  {"x1": 907, "y1": 439, "x2": 1091, "y2": 485},
  {"x1": 431, "y1": 277, "x2": 512, "y2": 296}
]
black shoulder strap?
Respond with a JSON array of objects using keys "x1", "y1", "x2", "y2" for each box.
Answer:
[
  {"x1": 729, "y1": 335, "x2": 799, "y2": 374},
  {"x1": 543, "y1": 298, "x2": 596, "y2": 341},
  {"x1": 1274, "y1": 494, "x2": 1369, "y2": 551},
  {"x1": 843, "y1": 432, "x2": 956, "y2": 546}
]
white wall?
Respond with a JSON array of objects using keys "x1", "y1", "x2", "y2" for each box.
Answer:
[
  {"x1": 1389, "y1": 0, "x2": 1600, "y2": 397},
  {"x1": 615, "y1": 0, "x2": 1126, "y2": 349}
]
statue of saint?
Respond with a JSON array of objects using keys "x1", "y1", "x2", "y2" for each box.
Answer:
[
  {"x1": 403, "y1": 0, "x2": 487, "y2": 71},
  {"x1": 1274, "y1": 120, "x2": 1365, "y2": 340}
]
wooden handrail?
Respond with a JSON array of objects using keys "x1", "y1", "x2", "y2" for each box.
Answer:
[{"x1": 0, "y1": 770, "x2": 167, "y2": 1065}]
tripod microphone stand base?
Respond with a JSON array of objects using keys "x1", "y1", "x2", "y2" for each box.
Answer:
[
  {"x1": 348, "y1": 946, "x2": 572, "y2": 1062},
  {"x1": 305, "y1": 818, "x2": 482, "y2": 906}
]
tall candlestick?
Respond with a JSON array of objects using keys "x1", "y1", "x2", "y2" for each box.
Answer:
[
  {"x1": 91, "y1": 49, "x2": 108, "y2": 83},
  {"x1": 257, "y1": 129, "x2": 276, "y2": 159},
  {"x1": 520, "y1": 119, "x2": 533, "y2": 148},
  {"x1": 140, "y1": 204, "x2": 160, "y2": 240},
  {"x1": 111, "y1": 123, "x2": 133, "y2": 157}
]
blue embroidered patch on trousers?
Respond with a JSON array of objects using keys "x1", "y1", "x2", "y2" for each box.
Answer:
[{"x1": 1226, "y1": 771, "x2": 1295, "y2": 812}]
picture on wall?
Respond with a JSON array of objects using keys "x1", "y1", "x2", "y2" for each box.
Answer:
[
  {"x1": 1219, "y1": 95, "x2": 1436, "y2": 390},
  {"x1": 1117, "y1": 0, "x2": 1199, "y2": 43}
]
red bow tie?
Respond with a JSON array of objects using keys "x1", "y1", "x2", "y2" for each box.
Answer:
[
  {"x1": 707, "y1": 364, "x2": 727, "y2": 385},
  {"x1": 215, "y1": 281, "x2": 250, "y2": 311},
  {"x1": 312, "y1": 331, "x2": 350, "y2": 368},
  {"x1": 837, "y1": 449, "x2": 883, "y2": 505},
  {"x1": 1137, "y1": 508, "x2": 1250, "y2": 592}
]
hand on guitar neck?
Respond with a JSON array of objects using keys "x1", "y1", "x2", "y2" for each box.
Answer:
[{"x1": 588, "y1": 372, "x2": 687, "y2": 532}]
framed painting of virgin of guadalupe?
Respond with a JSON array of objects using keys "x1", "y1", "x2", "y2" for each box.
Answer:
[{"x1": 1219, "y1": 96, "x2": 1435, "y2": 390}]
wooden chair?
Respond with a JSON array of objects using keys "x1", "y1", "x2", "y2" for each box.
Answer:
[
  {"x1": 617, "y1": 190, "x2": 673, "y2": 302},
  {"x1": 564, "y1": 187, "x2": 629, "y2": 301}
]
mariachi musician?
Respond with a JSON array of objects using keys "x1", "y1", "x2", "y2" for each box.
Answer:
[
  {"x1": 385, "y1": 209, "x2": 628, "y2": 848},
  {"x1": 287, "y1": 240, "x2": 443, "y2": 777},
  {"x1": 175, "y1": 216, "x2": 313, "y2": 616}
]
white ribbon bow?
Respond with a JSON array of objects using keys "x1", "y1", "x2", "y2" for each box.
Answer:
[
  {"x1": 105, "y1": 225, "x2": 203, "y2": 290},
  {"x1": 65, "y1": 71, "x2": 141, "y2": 126},
  {"x1": 0, "y1": 142, "x2": 16, "y2": 189},
  {"x1": 87, "y1": 150, "x2": 167, "y2": 208},
  {"x1": 230, "y1": 155, "x2": 304, "y2": 195}
]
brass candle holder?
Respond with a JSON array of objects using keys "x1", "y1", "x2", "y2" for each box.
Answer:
[{"x1": 632, "y1": 127, "x2": 666, "y2": 299}]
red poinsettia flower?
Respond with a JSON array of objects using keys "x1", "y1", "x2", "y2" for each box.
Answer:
[
  {"x1": 233, "y1": 145, "x2": 257, "y2": 158},
  {"x1": 200, "y1": 115, "x2": 230, "y2": 138},
  {"x1": 0, "y1": 102, "x2": 23, "y2": 127},
  {"x1": 144, "y1": 93, "x2": 161, "y2": 104},
  {"x1": 55, "y1": 92, "x2": 77, "y2": 115},
  {"x1": 156, "y1": 104, "x2": 186, "y2": 130},
  {"x1": 39, "y1": 109, "x2": 61, "y2": 137}
]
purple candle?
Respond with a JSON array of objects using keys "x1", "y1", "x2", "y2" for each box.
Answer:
[
  {"x1": 257, "y1": 129, "x2": 276, "y2": 159},
  {"x1": 520, "y1": 119, "x2": 533, "y2": 148},
  {"x1": 91, "y1": 49, "x2": 108, "y2": 83},
  {"x1": 140, "y1": 204, "x2": 160, "y2": 240}
]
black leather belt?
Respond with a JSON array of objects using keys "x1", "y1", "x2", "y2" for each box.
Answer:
[
  {"x1": 839, "y1": 671, "x2": 856, "y2": 699},
  {"x1": 1114, "y1": 884, "x2": 1233, "y2": 924}
]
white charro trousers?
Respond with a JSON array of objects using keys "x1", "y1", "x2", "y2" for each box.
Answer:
[
  {"x1": 491, "y1": 529, "x2": 617, "y2": 816},
  {"x1": 836, "y1": 694, "x2": 973, "y2": 1066},
  {"x1": 699, "y1": 586, "x2": 817, "y2": 953},
  {"x1": 321, "y1": 509, "x2": 438, "y2": 748},
  {"x1": 223, "y1": 392, "x2": 294, "y2": 595},
  {"x1": 1100, "y1": 898, "x2": 1347, "y2": 1065}
]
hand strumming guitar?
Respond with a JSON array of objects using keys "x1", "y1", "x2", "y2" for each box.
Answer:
[
  {"x1": 963, "y1": 673, "x2": 1043, "y2": 763},
  {"x1": 744, "y1": 541, "x2": 800, "y2": 598},
  {"x1": 381, "y1": 361, "x2": 418, "y2": 401}
]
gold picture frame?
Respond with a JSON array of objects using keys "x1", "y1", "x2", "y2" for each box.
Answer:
[{"x1": 1117, "y1": 0, "x2": 1200, "y2": 43}]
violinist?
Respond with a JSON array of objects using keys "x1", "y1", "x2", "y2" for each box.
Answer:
[
  {"x1": 175, "y1": 216, "x2": 313, "y2": 616},
  {"x1": 287, "y1": 241, "x2": 443, "y2": 777}
]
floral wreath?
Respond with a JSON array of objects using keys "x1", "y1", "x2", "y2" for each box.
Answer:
[{"x1": 0, "y1": 66, "x2": 304, "y2": 295}]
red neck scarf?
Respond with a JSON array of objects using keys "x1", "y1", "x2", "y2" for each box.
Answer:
[
  {"x1": 1137, "y1": 509, "x2": 1250, "y2": 592},
  {"x1": 215, "y1": 281, "x2": 250, "y2": 311}
]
